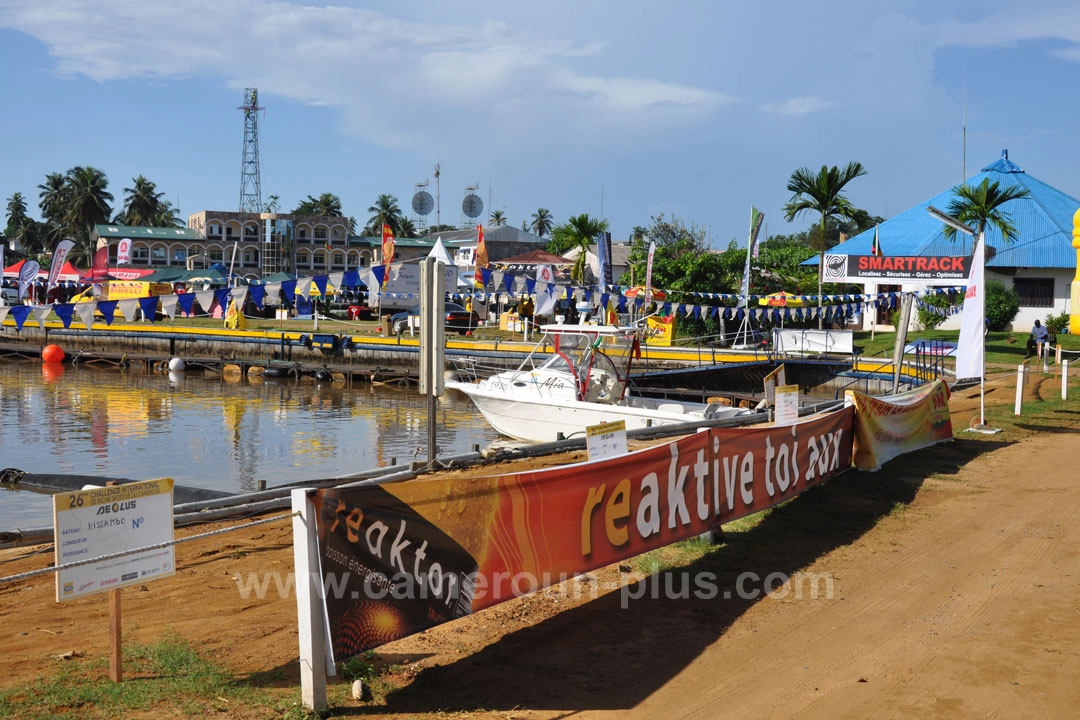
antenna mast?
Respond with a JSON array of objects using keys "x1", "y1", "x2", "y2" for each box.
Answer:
[
  {"x1": 434, "y1": 163, "x2": 441, "y2": 229},
  {"x1": 962, "y1": 70, "x2": 967, "y2": 181},
  {"x1": 238, "y1": 88, "x2": 264, "y2": 213}
]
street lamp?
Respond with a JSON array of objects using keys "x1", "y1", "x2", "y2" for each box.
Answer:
[{"x1": 927, "y1": 206, "x2": 998, "y2": 434}]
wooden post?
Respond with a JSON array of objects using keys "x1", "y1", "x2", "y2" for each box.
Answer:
[
  {"x1": 109, "y1": 588, "x2": 122, "y2": 682},
  {"x1": 1064, "y1": 359, "x2": 1070, "y2": 401}
]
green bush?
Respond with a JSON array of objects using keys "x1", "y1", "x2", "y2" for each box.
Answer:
[
  {"x1": 916, "y1": 293, "x2": 953, "y2": 331},
  {"x1": 984, "y1": 280, "x2": 1020, "y2": 331},
  {"x1": 1045, "y1": 310, "x2": 1069, "y2": 335}
]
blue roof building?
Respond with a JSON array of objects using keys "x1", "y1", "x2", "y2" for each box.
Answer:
[{"x1": 826, "y1": 150, "x2": 1078, "y2": 331}]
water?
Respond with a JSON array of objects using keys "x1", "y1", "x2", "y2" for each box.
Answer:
[{"x1": 0, "y1": 361, "x2": 502, "y2": 531}]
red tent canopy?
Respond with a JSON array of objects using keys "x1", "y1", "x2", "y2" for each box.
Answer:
[{"x1": 3, "y1": 260, "x2": 86, "y2": 282}]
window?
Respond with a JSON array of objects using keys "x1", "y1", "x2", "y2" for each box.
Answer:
[
  {"x1": 226, "y1": 227, "x2": 234, "y2": 237},
  {"x1": 208, "y1": 223, "x2": 221, "y2": 236},
  {"x1": 173, "y1": 249, "x2": 188, "y2": 263},
  {"x1": 133, "y1": 247, "x2": 149, "y2": 262},
  {"x1": 298, "y1": 228, "x2": 307, "y2": 239},
  {"x1": 209, "y1": 248, "x2": 224, "y2": 263},
  {"x1": 151, "y1": 247, "x2": 166, "y2": 263},
  {"x1": 1013, "y1": 278, "x2": 1054, "y2": 307},
  {"x1": 314, "y1": 228, "x2": 328, "y2": 240}
]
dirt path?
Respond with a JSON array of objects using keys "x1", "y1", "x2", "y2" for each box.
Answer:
[{"x1": 1, "y1": 375, "x2": 1079, "y2": 718}]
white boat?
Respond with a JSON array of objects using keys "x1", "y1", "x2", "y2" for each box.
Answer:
[{"x1": 445, "y1": 324, "x2": 752, "y2": 443}]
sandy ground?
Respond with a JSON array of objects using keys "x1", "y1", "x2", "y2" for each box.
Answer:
[{"x1": 1, "y1": 372, "x2": 1078, "y2": 719}]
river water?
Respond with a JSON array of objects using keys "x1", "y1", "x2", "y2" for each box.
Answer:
[{"x1": 0, "y1": 361, "x2": 502, "y2": 531}]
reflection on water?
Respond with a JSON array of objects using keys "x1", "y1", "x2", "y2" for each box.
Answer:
[{"x1": 0, "y1": 361, "x2": 501, "y2": 529}]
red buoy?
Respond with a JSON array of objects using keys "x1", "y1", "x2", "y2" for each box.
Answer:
[{"x1": 42, "y1": 344, "x2": 65, "y2": 364}]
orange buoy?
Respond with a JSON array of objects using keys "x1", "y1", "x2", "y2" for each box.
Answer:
[{"x1": 42, "y1": 344, "x2": 65, "y2": 364}]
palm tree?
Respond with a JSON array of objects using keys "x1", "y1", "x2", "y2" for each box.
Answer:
[
  {"x1": 629, "y1": 225, "x2": 648, "y2": 244},
  {"x1": 4, "y1": 192, "x2": 43, "y2": 257},
  {"x1": 489, "y1": 209, "x2": 507, "y2": 227},
  {"x1": 152, "y1": 199, "x2": 183, "y2": 228},
  {"x1": 550, "y1": 213, "x2": 609, "y2": 284},
  {"x1": 63, "y1": 166, "x2": 113, "y2": 265},
  {"x1": 398, "y1": 217, "x2": 418, "y2": 238},
  {"x1": 37, "y1": 172, "x2": 68, "y2": 247},
  {"x1": 119, "y1": 175, "x2": 165, "y2": 226},
  {"x1": 943, "y1": 178, "x2": 1030, "y2": 252},
  {"x1": 783, "y1": 161, "x2": 867, "y2": 328},
  {"x1": 295, "y1": 193, "x2": 344, "y2": 217},
  {"x1": 530, "y1": 208, "x2": 554, "y2": 238},
  {"x1": 365, "y1": 194, "x2": 403, "y2": 236}
]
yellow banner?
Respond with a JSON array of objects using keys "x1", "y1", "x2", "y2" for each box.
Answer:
[
  {"x1": 846, "y1": 379, "x2": 953, "y2": 470},
  {"x1": 645, "y1": 315, "x2": 673, "y2": 346}
]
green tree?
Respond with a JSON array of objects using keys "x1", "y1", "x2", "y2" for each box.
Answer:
[
  {"x1": 549, "y1": 213, "x2": 609, "y2": 284},
  {"x1": 265, "y1": 194, "x2": 281, "y2": 213},
  {"x1": 943, "y1": 178, "x2": 1031, "y2": 252},
  {"x1": 398, "y1": 217, "x2": 418, "y2": 238},
  {"x1": 782, "y1": 161, "x2": 867, "y2": 328},
  {"x1": 4, "y1": 191, "x2": 45, "y2": 257},
  {"x1": 63, "y1": 166, "x2": 114, "y2": 265},
  {"x1": 985, "y1": 280, "x2": 1020, "y2": 331},
  {"x1": 364, "y1": 194, "x2": 403, "y2": 236},
  {"x1": 624, "y1": 215, "x2": 713, "y2": 291},
  {"x1": 117, "y1": 175, "x2": 165, "y2": 226},
  {"x1": 489, "y1": 209, "x2": 507, "y2": 227},
  {"x1": 37, "y1": 171, "x2": 68, "y2": 248},
  {"x1": 294, "y1": 193, "x2": 344, "y2": 217},
  {"x1": 530, "y1": 208, "x2": 553, "y2": 238}
]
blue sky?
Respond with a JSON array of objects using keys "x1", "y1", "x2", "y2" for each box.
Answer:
[{"x1": 1, "y1": 0, "x2": 1078, "y2": 248}]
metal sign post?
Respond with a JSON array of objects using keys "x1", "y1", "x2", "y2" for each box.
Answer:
[{"x1": 420, "y1": 257, "x2": 446, "y2": 466}]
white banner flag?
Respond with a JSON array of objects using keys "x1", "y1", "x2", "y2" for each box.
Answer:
[
  {"x1": 117, "y1": 238, "x2": 132, "y2": 265},
  {"x1": 955, "y1": 236, "x2": 985, "y2": 380},
  {"x1": 18, "y1": 259, "x2": 39, "y2": 301}
]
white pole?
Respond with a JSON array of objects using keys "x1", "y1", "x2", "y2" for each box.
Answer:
[
  {"x1": 1064, "y1": 359, "x2": 1070, "y2": 401},
  {"x1": 1014, "y1": 364, "x2": 1024, "y2": 417},
  {"x1": 291, "y1": 489, "x2": 328, "y2": 713}
]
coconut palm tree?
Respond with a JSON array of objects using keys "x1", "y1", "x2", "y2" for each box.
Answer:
[
  {"x1": 550, "y1": 213, "x2": 609, "y2": 285},
  {"x1": 365, "y1": 194, "x2": 403, "y2": 236},
  {"x1": 398, "y1": 217, "x2": 418, "y2": 238},
  {"x1": 294, "y1": 193, "x2": 344, "y2": 217},
  {"x1": 63, "y1": 166, "x2": 113, "y2": 265},
  {"x1": 943, "y1": 178, "x2": 1030, "y2": 252},
  {"x1": 782, "y1": 161, "x2": 867, "y2": 328},
  {"x1": 4, "y1": 192, "x2": 44, "y2": 257},
  {"x1": 118, "y1": 175, "x2": 165, "y2": 226},
  {"x1": 489, "y1": 209, "x2": 507, "y2": 227},
  {"x1": 530, "y1": 207, "x2": 553, "y2": 238}
]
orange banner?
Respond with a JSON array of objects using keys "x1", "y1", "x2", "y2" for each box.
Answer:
[
  {"x1": 313, "y1": 407, "x2": 854, "y2": 660},
  {"x1": 846, "y1": 379, "x2": 953, "y2": 470}
]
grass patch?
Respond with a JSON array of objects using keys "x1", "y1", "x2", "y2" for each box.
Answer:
[
  {"x1": 632, "y1": 535, "x2": 719, "y2": 574},
  {"x1": 0, "y1": 634, "x2": 291, "y2": 720},
  {"x1": 851, "y1": 329, "x2": 1080, "y2": 367}
]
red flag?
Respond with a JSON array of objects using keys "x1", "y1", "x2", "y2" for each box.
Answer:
[
  {"x1": 381, "y1": 224, "x2": 395, "y2": 288},
  {"x1": 88, "y1": 246, "x2": 110, "y2": 283},
  {"x1": 474, "y1": 224, "x2": 488, "y2": 288}
]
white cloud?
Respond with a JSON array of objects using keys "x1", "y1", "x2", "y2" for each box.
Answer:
[
  {"x1": 934, "y1": 4, "x2": 1080, "y2": 55},
  {"x1": 0, "y1": 0, "x2": 727, "y2": 150},
  {"x1": 761, "y1": 96, "x2": 834, "y2": 117}
]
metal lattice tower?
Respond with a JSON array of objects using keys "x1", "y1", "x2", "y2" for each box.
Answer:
[{"x1": 238, "y1": 88, "x2": 263, "y2": 214}]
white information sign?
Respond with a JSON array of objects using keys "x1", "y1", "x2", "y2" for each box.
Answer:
[
  {"x1": 774, "y1": 385, "x2": 800, "y2": 426},
  {"x1": 586, "y1": 420, "x2": 627, "y2": 461},
  {"x1": 54, "y1": 478, "x2": 176, "y2": 602}
]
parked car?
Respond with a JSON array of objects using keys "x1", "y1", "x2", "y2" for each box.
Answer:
[{"x1": 391, "y1": 302, "x2": 480, "y2": 336}]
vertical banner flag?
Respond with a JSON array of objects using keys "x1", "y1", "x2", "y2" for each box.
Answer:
[
  {"x1": 18, "y1": 260, "x2": 39, "y2": 301},
  {"x1": 47, "y1": 239, "x2": 75, "y2": 291},
  {"x1": 117, "y1": 238, "x2": 132, "y2": 265},
  {"x1": 871, "y1": 225, "x2": 882, "y2": 257},
  {"x1": 644, "y1": 240, "x2": 656, "y2": 302},
  {"x1": 597, "y1": 231, "x2": 613, "y2": 288},
  {"x1": 740, "y1": 207, "x2": 764, "y2": 305},
  {"x1": 89, "y1": 246, "x2": 110, "y2": 284},
  {"x1": 381, "y1": 224, "x2": 395, "y2": 289},
  {"x1": 955, "y1": 234, "x2": 985, "y2": 380},
  {"x1": 474, "y1": 224, "x2": 488, "y2": 288}
]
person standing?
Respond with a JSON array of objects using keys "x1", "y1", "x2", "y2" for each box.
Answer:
[{"x1": 1032, "y1": 319, "x2": 1050, "y2": 360}]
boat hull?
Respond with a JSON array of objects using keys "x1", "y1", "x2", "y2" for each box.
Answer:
[{"x1": 446, "y1": 380, "x2": 724, "y2": 443}]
